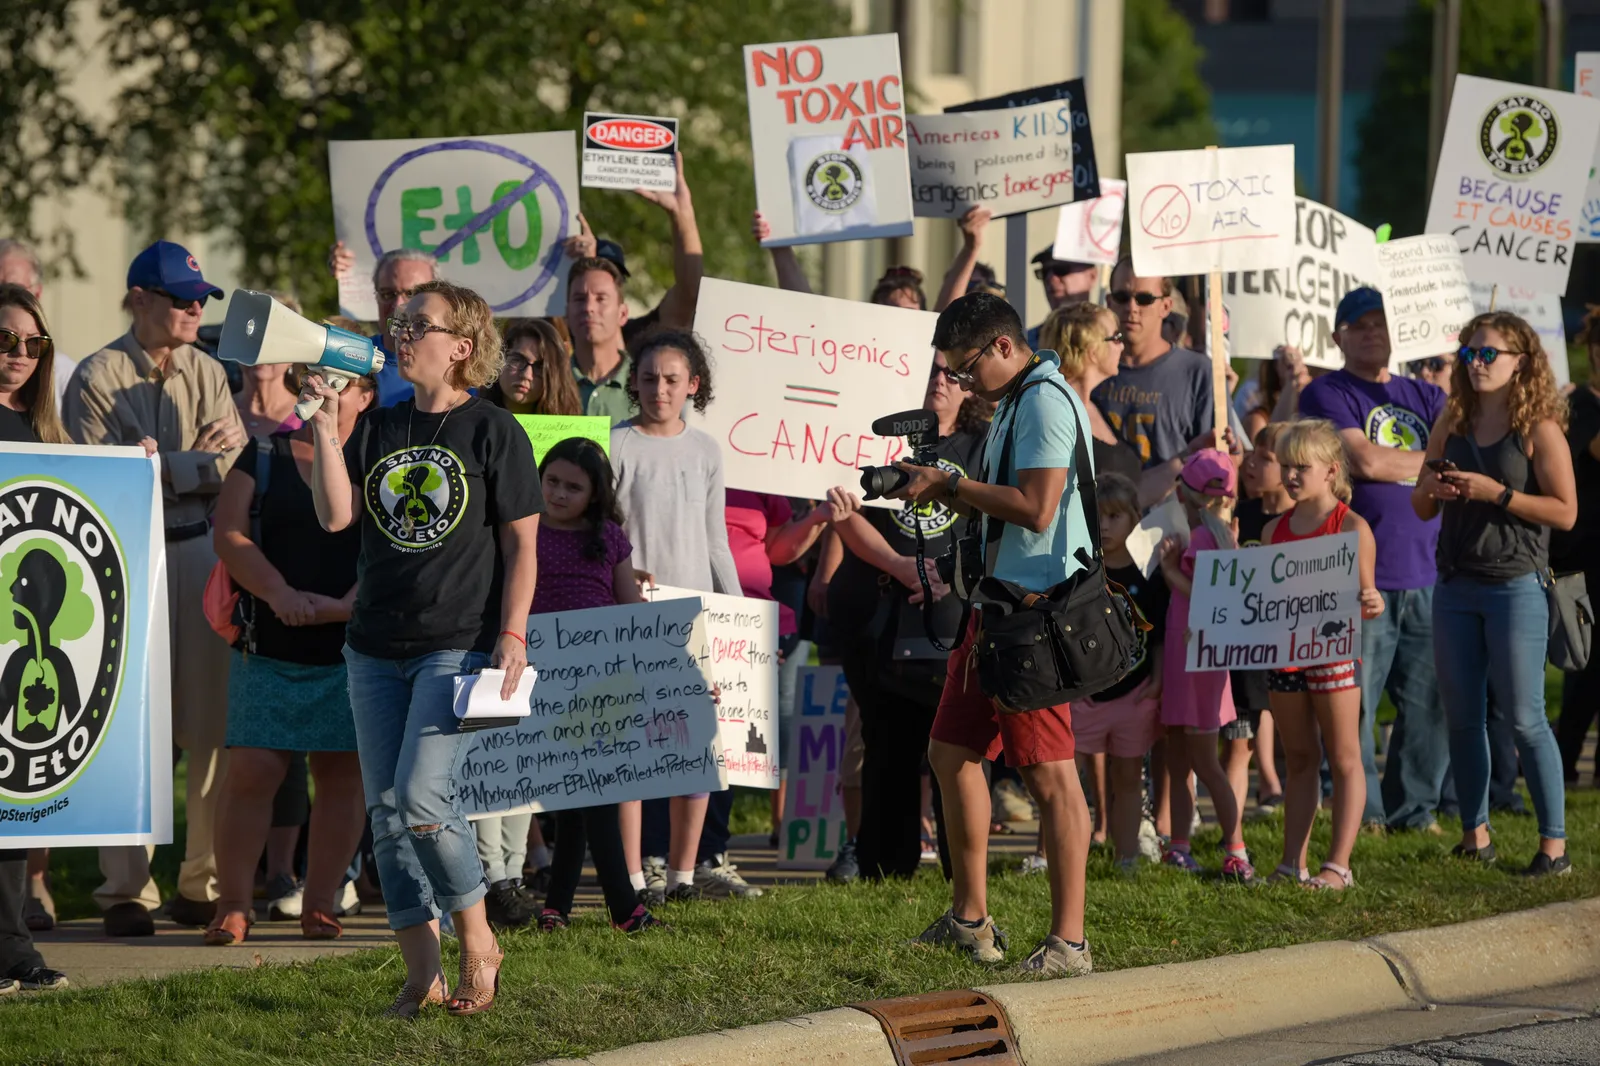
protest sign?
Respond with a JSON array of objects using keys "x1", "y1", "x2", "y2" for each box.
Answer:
[
  {"x1": 1468, "y1": 281, "x2": 1570, "y2": 387},
  {"x1": 778, "y1": 665, "x2": 851, "y2": 870},
  {"x1": 329, "y1": 132, "x2": 578, "y2": 320},
  {"x1": 582, "y1": 112, "x2": 678, "y2": 192},
  {"x1": 0, "y1": 445, "x2": 172, "y2": 849},
  {"x1": 1223, "y1": 197, "x2": 1381, "y2": 368},
  {"x1": 906, "y1": 101, "x2": 1074, "y2": 219},
  {"x1": 745, "y1": 34, "x2": 913, "y2": 247},
  {"x1": 1126, "y1": 145, "x2": 1297, "y2": 277},
  {"x1": 1425, "y1": 74, "x2": 1600, "y2": 294},
  {"x1": 1378, "y1": 235, "x2": 1477, "y2": 366},
  {"x1": 648, "y1": 585, "x2": 779, "y2": 790},
  {"x1": 1574, "y1": 54, "x2": 1600, "y2": 241},
  {"x1": 1052, "y1": 178, "x2": 1126, "y2": 265},
  {"x1": 691, "y1": 277, "x2": 936, "y2": 506},
  {"x1": 948, "y1": 78, "x2": 1102, "y2": 202},
  {"x1": 512, "y1": 414, "x2": 610, "y2": 466},
  {"x1": 1186, "y1": 533, "x2": 1362, "y2": 673},
  {"x1": 453, "y1": 598, "x2": 725, "y2": 818}
]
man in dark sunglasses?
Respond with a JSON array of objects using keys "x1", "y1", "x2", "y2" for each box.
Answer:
[
  {"x1": 62, "y1": 240, "x2": 245, "y2": 938},
  {"x1": 1023, "y1": 247, "x2": 1095, "y2": 350}
]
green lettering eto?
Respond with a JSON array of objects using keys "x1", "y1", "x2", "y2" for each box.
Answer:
[
  {"x1": 400, "y1": 187, "x2": 442, "y2": 253},
  {"x1": 492, "y1": 179, "x2": 542, "y2": 270},
  {"x1": 442, "y1": 185, "x2": 490, "y2": 265}
]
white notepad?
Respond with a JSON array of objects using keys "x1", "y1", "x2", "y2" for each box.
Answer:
[{"x1": 452, "y1": 668, "x2": 537, "y2": 732}]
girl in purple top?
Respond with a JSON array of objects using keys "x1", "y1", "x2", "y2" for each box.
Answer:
[{"x1": 531, "y1": 437, "x2": 665, "y2": 932}]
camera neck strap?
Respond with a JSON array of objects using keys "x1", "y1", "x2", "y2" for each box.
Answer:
[{"x1": 984, "y1": 375, "x2": 1101, "y2": 578}]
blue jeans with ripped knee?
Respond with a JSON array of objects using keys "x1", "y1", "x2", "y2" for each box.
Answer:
[{"x1": 344, "y1": 645, "x2": 490, "y2": 931}]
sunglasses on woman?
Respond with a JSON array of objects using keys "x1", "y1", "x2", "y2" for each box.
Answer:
[
  {"x1": 0, "y1": 328, "x2": 52, "y2": 360},
  {"x1": 1457, "y1": 345, "x2": 1522, "y2": 366},
  {"x1": 1108, "y1": 290, "x2": 1160, "y2": 306}
]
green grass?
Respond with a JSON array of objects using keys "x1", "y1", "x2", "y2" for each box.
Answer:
[{"x1": 7, "y1": 791, "x2": 1600, "y2": 1066}]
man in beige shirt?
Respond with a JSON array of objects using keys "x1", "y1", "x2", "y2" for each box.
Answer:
[{"x1": 62, "y1": 240, "x2": 243, "y2": 937}]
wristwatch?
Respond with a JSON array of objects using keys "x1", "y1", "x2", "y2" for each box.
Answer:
[
  {"x1": 946, "y1": 471, "x2": 964, "y2": 500},
  {"x1": 1497, "y1": 485, "x2": 1515, "y2": 509}
]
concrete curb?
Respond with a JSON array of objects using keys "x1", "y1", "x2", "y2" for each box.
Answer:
[{"x1": 532, "y1": 898, "x2": 1600, "y2": 1066}]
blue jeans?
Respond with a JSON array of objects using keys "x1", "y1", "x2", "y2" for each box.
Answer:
[
  {"x1": 1363, "y1": 587, "x2": 1451, "y2": 829},
  {"x1": 344, "y1": 645, "x2": 491, "y2": 930},
  {"x1": 1433, "y1": 574, "x2": 1565, "y2": 840}
]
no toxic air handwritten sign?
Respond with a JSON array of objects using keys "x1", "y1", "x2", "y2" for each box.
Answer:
[
  {"x1": 1126, "y1": 144, "x2": 1296, "y2": 277},
  {"x1": 691, "y1": 278, "x2": 936, "y2": 507},
  {"x1": 329, "y1": 132, "x2": 578, "y2": 321}
]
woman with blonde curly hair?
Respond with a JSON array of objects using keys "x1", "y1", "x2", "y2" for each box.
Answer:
[
  {"x1": 302, "y1": 280, "x2": 541, "y2": 1016},
  {"x1": 1412, "y1": 311, "x2": 1576, "y2": 877}
]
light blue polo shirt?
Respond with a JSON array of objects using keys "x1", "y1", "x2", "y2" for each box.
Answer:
[{"x1": 982, "y1": 349, "x2": 1095, "y2": 591}]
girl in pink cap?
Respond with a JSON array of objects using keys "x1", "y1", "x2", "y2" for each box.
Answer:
[{"x1": 1156, "y1": 450, "x2": 1252, "y2": 880}]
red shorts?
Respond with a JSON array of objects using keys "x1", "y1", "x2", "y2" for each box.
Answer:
[{"x1": 930, "y1": 616, "x2": 1076, "y2": 766}]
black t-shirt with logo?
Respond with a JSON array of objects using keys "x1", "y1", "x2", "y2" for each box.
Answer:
[
  {"x1": 343, "y1": 397, "x2": 542, "y2": 659},
  {"x1": 1234, "y1": 496, "x2": 1289, "y2": 548},
  {"x1": 827, "y1": 429, "x2": 984, "y2": 643},
  {"x1": 1093, "y1": 562, "x2": 1169, "y2": 702}
]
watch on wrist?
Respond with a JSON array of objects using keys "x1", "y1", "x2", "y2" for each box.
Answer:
[
  {"x1": 946, "y1": 471, "x2": 963, "y2": 500},
  {"x1": 1497, "y1": 485, "x2": 1514, "y2": 509}
]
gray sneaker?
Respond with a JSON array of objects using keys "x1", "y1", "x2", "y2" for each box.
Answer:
[
  {"x1": 694, "y1": 854, "x2": 764, "y2": 898},
  {"x1": 914, "y1": 908, "x2": 1008, "y2": 964},
  {"x1": 1019, "y1": 935, "x2": 1093, "y2": 977},
  {"x1": 640, "y1": 856, "x2": 668, "y2": 906}
]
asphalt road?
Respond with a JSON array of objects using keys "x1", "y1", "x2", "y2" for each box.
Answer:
[{"x1": 1318, "y1": 1016, "x2": 1600, "y2": 1065}]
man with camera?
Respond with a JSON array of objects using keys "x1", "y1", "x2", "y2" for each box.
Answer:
[{"x1": 885, "y1": 292, "x2": 1096, "y2": 976}]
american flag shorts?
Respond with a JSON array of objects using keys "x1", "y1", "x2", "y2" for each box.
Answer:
[{"x1": 1267, "y1": 660, "x2": 1358, "y2": 695}]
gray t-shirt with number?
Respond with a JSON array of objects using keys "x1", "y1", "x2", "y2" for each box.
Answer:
[{"x1": 1091, "y1": 345, "x2": 1214, "y2": 468}]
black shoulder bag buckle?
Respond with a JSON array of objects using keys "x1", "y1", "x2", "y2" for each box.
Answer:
[{"x1": 969, "y1": 377, "x2": 1150, "y2": 712}]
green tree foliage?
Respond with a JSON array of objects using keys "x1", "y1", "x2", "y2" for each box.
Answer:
[
  {"x1": 1121, "y1": 0, "x2": 1219, "y2": 155},
  {"x1": 93, "y1": 0, "x2": 848, "y2": 315},
  {"x1": 0, "y1": 2, "x2": 106, "y2": 278},
  {"x1": 1356, "y1": 0, "x2": 1541, "y2": 236}
]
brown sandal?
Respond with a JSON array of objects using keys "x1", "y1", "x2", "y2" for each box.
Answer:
[
  {"x1": 202, "y1": 910, "x2": 252, "y2": 946},
  {"x1": 300, "y1": 909, "x2": 343, "y2": 940},
  {"x1": 445, "y1": 941, "x2": 503, "y2": 1016},
  {"x1": 382, "y1": 975, "x2": 448, "y2": 1020}
]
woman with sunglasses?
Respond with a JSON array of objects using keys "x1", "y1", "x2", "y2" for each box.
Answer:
[
  {"x1": 1039, "y1": 302, "x2": 1154, "y2": 500},
  {"x1": 0, "y1": 284, "x2": 67, "y2": 444},
  {"x1": 484, "y1": 319, "x2": 582, "y2": 417},
  {"x1": 1413, "y1": 312, "x2": 1576, "y2": 877},
  {"x1": 302, "y1": 281, "x2": 541, "y2": 1017}
]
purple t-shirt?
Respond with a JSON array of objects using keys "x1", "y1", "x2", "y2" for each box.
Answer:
[
  {"x1": 1298, "y1": 369, "x2": 1445, "y2": 590},
  {"x1": 532, "y1": 521, "x2": 632, "y2": 614}
]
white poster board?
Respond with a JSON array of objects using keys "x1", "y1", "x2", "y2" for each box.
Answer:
[
  {"x1": 329, "y1": 132, "x2": 578, "y2": 321},
  {"x1": 647, "y1": 585, "x2": 779, "y2": 789},
  {"x1": 1126, "y1": 144, "x2": 1297, "y2": 277},
  {"x1": 1224, "y1": 197, "x2": 1380, "y2": 368},
  {"x1": 1572, "y1": 53, "x2": 1600, "y2": 241},
  {"x1": 906, "y1": 101, "x2": 1074, "y2": 219},
  {"x1": 1468, "y1": 281, "x2": 1570, "y2": 387},
  {"x1": 1052, "y1": 178, "x2": 1126, "y2": 265},
  {"x1": 691, "y1": 278, "x2": 937, "y2": 506},
  {"x1": 1425, "y1": 74, "x2": 1600, "y2": 294},
  {"x1": 1186, "y1": 535, "x2": 1362, "y2": 673},
  {"x1": 777, "y1": 666, "x2": 852, "y2": 870},
  {"x1": 745, "y1": 34, "x2": 913, "y2": 247},
  {"x1": 582, "y1": 112, "x2": 678, "y2": 192},
  {"x1": 1378, "y1": 235, "x2": 1477, "y2": 366},
  {"x1": 453, "y1": 599, "x2": 726, "y2": 818}
]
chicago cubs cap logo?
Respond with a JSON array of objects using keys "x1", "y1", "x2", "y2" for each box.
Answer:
[
  {"x1": 1478, "y1": 95, "x2": 1559, "y2": 178},
  {"x1": 805, "y1": 152, "x2": 865, "y2": 212},
  {"x1": 365, "y1": 447, "x2": 468, "y2": 552},
  {"x1": 0, "y1": 479, "x2": 127, "y2": 802},
  {"x1": 185, "y1": 254, "x2": 200, "y2": 272}
]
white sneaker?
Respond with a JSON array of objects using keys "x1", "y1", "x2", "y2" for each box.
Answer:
[
  {"x1": 693, "y1": 854, "x2": 764, "y2": 898},
  {"x1": 333, "y1": 880, "x2": 361, "y2": 917},
  {"x1": 1020, "y1": 853, "x2": 1049, "y2": 875},
  {"x1": 1190, "y1": 807, "x2": 1203, "y2": 836},
  {"x1": 1137, "y1": 818, "x2": 1163, "y2": 863},
  {"x1": 265, "y1": 875, "x2": 302, "y2": 921}
]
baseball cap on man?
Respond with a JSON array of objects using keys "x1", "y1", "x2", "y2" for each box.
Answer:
[
  {"x1": 1179, "y1": 450, "x2": 1237, "y2": 498},
  {"x1": 127, "y1": 241, "x2": 223, "y2": 303},
  {"x1": 594, "y1": 239, "x2": 631, "y2": 279},
  {"x1": 1334, "y1": 286, "x2": 1384, "y2": 329}
]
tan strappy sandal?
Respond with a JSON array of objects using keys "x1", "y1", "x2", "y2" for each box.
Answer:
[
  {"x1": 446, "y1": 941, "x2": 503, "y2": 1017},
  {"x1": 383, "y1": 975, "x2": 449, "y2": 1020}
]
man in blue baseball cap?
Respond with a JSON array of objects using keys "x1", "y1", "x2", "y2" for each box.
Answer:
[
  {"x1": 63, "y1": 240, "x2": 243, "y2": 937},
  {"x1": 1297, "y1": 285, "x2": 1451, "y2": 836}
]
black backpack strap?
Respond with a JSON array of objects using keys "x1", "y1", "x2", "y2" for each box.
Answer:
[{"x1": 985, "y1": 376, "x2": 1099, "y2": 574}]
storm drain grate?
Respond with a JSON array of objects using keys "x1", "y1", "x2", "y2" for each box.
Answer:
[{"x1": 852, "y1": 989, "x2": 1022, "y2": 1064}]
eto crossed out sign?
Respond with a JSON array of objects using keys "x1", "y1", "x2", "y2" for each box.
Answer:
[
  {"x1": 1126, "y1": 145, "x2": 1297, "y2": 277},
  {"x1": 329, "y1": 132, "x2": 579, "y2": 321}
]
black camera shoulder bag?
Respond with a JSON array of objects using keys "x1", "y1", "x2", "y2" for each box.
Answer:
[{"x1": 970, "y1": 377, "x2": 1147, "y2": 711}]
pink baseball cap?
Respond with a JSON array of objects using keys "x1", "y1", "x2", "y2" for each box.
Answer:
[{"x1": 1179, "y1": 450, "x2": 1237, "y2": 498}]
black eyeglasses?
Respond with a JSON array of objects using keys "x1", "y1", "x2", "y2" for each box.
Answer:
[
  {"x1": 504, "y1": 353, "x2": 544, "y2": 376},
  {"x1": 940, "y1": 337, "x2": 999, "y2": 387},
  {"x1": 148, "y1": 288, "x2": 203, "y2": 311},
  {"x1": 1109, "y1": 290, "x2": 1160, "y2": 307},
  {"x1": 0, "y1": 328, "x2": 52, "y2": 360},
  {"x1": 388, "y1": 317, "x2": 467, "y2": 344},
  {"x1": 1458, "y1": 345, "x2": 1523, "y2": 366},
  {"x1": 1034, "y1": 263, "x2": 1082, "y2": 280}
]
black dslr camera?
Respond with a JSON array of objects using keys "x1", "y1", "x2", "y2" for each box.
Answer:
[{"x1": 859, "y1": 409, "x2": 940, "y2": 500}]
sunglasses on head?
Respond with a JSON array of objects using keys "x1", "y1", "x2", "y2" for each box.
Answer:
[
  {"x1": 0, "y1": 328, "x2": 52, "y2": 360},
  {"x1": 1458, "y1": 345, "x2": 1523, "y2": 366},
  {"x1": 1109, "y1": 290, "x2": 1160, "y2": 307}
]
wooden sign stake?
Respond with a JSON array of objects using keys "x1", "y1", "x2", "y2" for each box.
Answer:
[{"x1": 1206, "y1": 145, "x2": 1228, "y2": 447}]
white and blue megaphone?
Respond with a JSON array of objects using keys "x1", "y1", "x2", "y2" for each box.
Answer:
[{"x1": 217, "y1": 289, "x2": 385, "y2": 420}]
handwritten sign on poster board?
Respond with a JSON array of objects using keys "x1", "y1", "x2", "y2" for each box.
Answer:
[
  {"x1": 777, "y1": 666, "x2": 851, "y2": 870},
  {"x1": 512, "y1": 414, "x2": 611, "y2": 466},
  {"x1": 1126, "y1": 144, "x2": 1296, "y2": 277},
  {"x1": 947, "y1": 78, "x2": 1102, "y2": 202},
  {"x1": 1378, "y1": 235, "x2": 1477, "y2": 366},
  {"x1": 906, "y1": 101, "x2": 1074, "y2": 219},
  {"x1": 1053, "y1": 178, "x2": 1126, "y2": 265}
]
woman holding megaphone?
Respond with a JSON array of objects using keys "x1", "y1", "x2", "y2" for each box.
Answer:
[{"x1": 303, "y1": 281, "x2": 541, "y2": 1019}]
